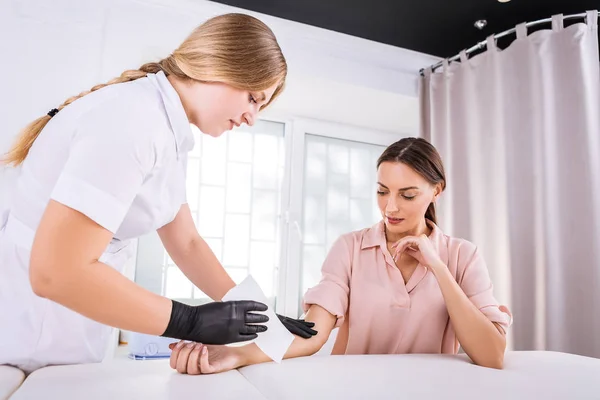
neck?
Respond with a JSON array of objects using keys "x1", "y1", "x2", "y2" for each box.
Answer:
[
  {"x1": 167, "y1": 75, "x2": 194, "y2": 122},
  {"x1": 385, "y1": 218, "x2": 430, "y2": 243}
]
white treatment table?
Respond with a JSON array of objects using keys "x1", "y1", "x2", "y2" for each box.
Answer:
[{"x1": 8, "y1": 351, "x2": 600, "y2": 399}]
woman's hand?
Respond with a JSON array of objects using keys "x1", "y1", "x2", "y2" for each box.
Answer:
[
  {"x1": 391, "y1": 234, "x2": 444, "y2": 271},
  {"x1": 169, "y1": 341, "x2": 245, "y2": 375}
]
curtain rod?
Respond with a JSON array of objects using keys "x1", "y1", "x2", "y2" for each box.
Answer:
[{"x1": 419, "y1": 11, "x2": 597, "y2": 76}]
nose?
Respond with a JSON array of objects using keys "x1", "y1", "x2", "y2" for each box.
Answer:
[
  {"x1": 242, "y1": 107, "x2": 259, "y2": 127},
  {"x1": 386, "y1": 196, "x2": 399, "y2": 214}
]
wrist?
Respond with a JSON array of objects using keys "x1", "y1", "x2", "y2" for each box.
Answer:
[
  {"x1": 236, "y1": 344, "x2": 256, "y2": 367},
  {"x1": 237, "y1": 343, "x2": 270, "y2": 366},
  {"x1": 429, "y1": 260, "x2": 449, "y2": 277}
]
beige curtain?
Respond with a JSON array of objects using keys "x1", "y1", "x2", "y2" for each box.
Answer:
[{"x1": 420, "y1": 12, "x2": 600, "y2": 358}]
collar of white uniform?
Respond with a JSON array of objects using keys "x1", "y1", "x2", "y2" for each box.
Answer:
[{"x1": 146, "y1": 71, "x2": 195, "y2": 159}]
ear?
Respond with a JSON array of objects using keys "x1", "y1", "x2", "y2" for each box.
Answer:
[{"x1": 432, "y1": 183, "x2": 443, "y2": 202}]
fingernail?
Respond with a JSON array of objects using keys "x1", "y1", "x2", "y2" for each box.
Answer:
[
  {"x1": 195, "y1": 343, "x2": 202, "y2": 350},
  {"x1": 176, "y1": 341, "x2": 185, "y2": 349},
  {"x1": 187, "y1": 342, "x2": 195, "y2": 349},
  {"x1": 202, "y1": 347, "x2": 208, "y2": 354}
]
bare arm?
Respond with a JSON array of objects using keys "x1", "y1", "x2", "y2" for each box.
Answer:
[
  {"x1": 168, "y1": 304, "x2": 337, "y2": 374},
  {"x1": 30, "y1": 200, "x2": 172, "y2": 335},
  {"x1": 431, "y1": 264, "x2": 506, "y2": 369},
  {"x1": 158, "y1": 204, "x2": 235, "y2": 301},
  {"x1": 237, "y1": 305, "x2": 337, "y2": 365}
]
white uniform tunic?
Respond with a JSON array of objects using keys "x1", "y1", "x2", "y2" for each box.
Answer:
[{"x1": 0, "y1": 72, "x2": 194, "y2": 373}]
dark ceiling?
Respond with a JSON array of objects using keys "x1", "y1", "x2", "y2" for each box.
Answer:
[{"x1": 211, "y1": 0, "x2": 599, "y2": 59}]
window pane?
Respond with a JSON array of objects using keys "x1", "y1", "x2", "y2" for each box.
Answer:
[
  {"x1": 201, "y1": 134, "x2": 227, "y2": 185},
  {"x1": 327, "y1": 173, "x2": 349, "y2": 221},
  {"x1": 249, "y1": 241, "x2": 276, "y2": 298},
  {"x1": 138, "y1": 120, "x2": 285, "y2": 306},
  {"x1": 198, "y1": 186, "x2": 225, "y2": 237},
  {"x1": 228, "y1": 130, "x2": 253, "y2": 162},
  {"x1": 301, "y1": 245, "x2": 326, "y2": 295},
  {"x1": 304, "y1": 140, "x2": 326, "y2": 195},
  {"x1": 226, "y1": 162, "x2": 252, "y2": 214},
  {"x1": 350, "y1": 147, "x2": 372, "y2": 199},
  {"x1": 251, "y1": 190, "x2": 277, "y2": 241},
  {"x1": 303, "y1": 195, "x2": 326, "y2": 245},
  {"x1": 253, "y1": 133, "x2": 279, "y2": 190},
  {"x1": 301, "y1": 135, "x2": 386, "y2": 301},
  {"x1": 223, "y1": 214, "x2": 250, "y2": 267},
  {"x1": 328, "y1": 144, "x2": 349, "y2": 174},
  {"x1": 165, "y1": 267, "x2": 192, "y2": 299}
]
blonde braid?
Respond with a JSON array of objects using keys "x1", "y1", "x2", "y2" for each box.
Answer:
[{"x1": 2, "y1": 62, "x2": 164, "y2": 166}]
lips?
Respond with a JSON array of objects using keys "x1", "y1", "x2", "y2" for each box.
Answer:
[{"x1": 386, "y1": 217, "x2": 404, "y2": 225}]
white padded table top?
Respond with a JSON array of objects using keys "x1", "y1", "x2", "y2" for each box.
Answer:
[
  {"x1": 8, "y1": 351, "x2": 600, "y2": 399},
  {"x1": 0, "y1": 366, "x2": 25, "y2": 400},
  {"x1": 239, "y1": 351, "x2": 600, "y2": 400},
  {"x1": 9, "y1": 359, "x2": 266, "y2": 400}
]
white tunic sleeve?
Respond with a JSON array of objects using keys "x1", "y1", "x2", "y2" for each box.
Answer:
[{"x1": 50, "y1": 103, "x2": 158, "y2": 233}]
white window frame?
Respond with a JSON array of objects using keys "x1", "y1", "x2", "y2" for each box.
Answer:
[
  {"x1": 131, "y1": 114, "x2": 407, "y2": 318},
  {"x1": 276, "y1": 117, "x2": 406, "y2": 317}
]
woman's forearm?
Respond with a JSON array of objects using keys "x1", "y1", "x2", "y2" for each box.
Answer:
[
  {"x1": 237, "y1": 305, "x2": 336, "y2": 366},
  {"x1": 237, "y1": 335, "x2": 322, "y2": 366},
  {"x1": 32, "y1": 259, "x2": 172, "y2": 336},
  {"x1": 431, "y1": 263, "x2": 506, "y2": 369}
]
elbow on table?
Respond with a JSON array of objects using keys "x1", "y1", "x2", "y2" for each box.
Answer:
[
  {"x1": 479, "y1": 356, "x2": 504, "y2": 370},
  {"x1": 473, "y1": 350, "x2": 505, "y2": 370}
]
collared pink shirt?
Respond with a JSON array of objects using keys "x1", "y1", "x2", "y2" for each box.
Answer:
[{"x1": 303, "y1": 220, "x2": 512, "y2": 355}]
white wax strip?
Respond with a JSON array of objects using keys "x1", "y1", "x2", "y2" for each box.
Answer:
[{"x1": 222, "y1": 275, "x2": 294, "y2": 363}]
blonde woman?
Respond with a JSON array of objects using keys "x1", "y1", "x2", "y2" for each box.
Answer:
[{"x1": 0, "y1": 13, "x2": 315, "y2": 373}]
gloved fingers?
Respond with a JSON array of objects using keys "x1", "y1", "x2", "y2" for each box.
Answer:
[
  {"x1": 289, "y1": 324, "x2": 312, "y2": 338},
  {"x1": 238, "y1": 300, "x2": 268, "y2": 312},
  {"x1": 246, "y1": 312, "x2": 269, "y2": 324},
  {"x1": 285, "y1": 322, "x2": 317, "y2": 338},
  {"x1": 289, "y1": 318, "x2": 317, "y2": 332},
  {"x1": 241, "y1": 324, "x2": 268, "y2": 335},
  {"x1": 284, "y1": 318, "x2": 318, "y2": 337},
  {"x1": 238, "y1": 333, "x2": 258, "y2": 342},
  {"x1": 299, "y1": 319, "x2": 316, "y2": 328},
  {"x1": 296, "y1": 323, "x2": 318, "y2": 337}
]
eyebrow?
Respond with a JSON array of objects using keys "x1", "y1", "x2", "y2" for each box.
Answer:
[{"x1": 377, "y1": 182, "x2": 419, "y2": 191}]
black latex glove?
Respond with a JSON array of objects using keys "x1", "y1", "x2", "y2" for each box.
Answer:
[
  {"x1": 162, "y1": 300, "x2": 269, "y2": 345},
  {"x1": 277, "y1": 314, "x2": 318, "y2": 338}
]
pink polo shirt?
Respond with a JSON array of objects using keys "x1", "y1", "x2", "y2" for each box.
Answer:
[{"x1": 302, "y1": 220, "x2": 512, "y2": 355}]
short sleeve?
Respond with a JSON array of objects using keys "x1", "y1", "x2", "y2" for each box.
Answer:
[
  {"x1": 51, "y1": 104, "x2": 157, "y2": 233},
  {"x1": 302, "y1": 235, "x2": 352, "y2": 328},
  {"x1": 179, "y1": 154, "x2": 189, "y2": 205},
  {"x1": 459, "y1": 246, "x2": 513, "y2": 334}
]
